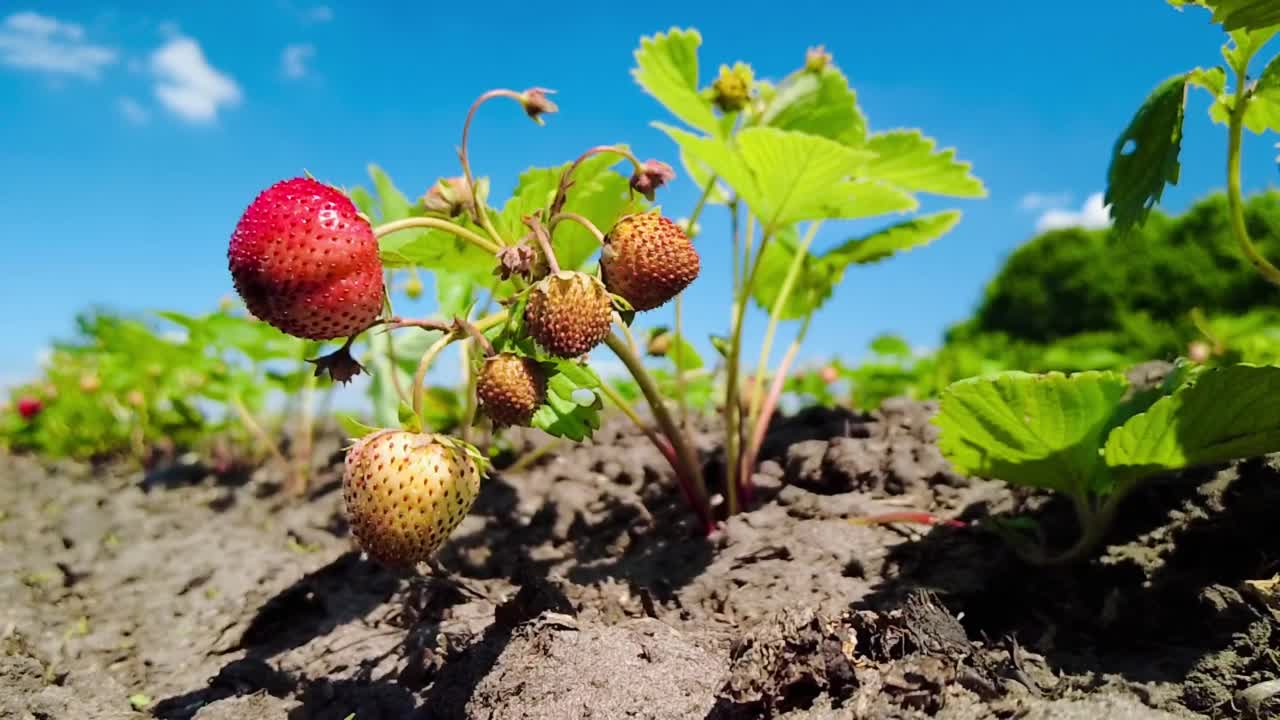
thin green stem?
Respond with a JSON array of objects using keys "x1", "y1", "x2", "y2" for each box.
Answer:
[
  {"x1": 740, "y1": 314, "x2": 813, "y2": 493},
  {"x1": 1226, "y1": 67, "x2": 1280, "y2": 286},
  {"x1": 412, "y1": 333, "x2": 456, "y2": 424},
  {"x1": 505, "y1": 437, "x2": 565, "y2": 474},
  {"x1": 747, "y1": 221, "x2": 822, "y2": 430},
  {"x1": 598, "y1": 379, "x2": 658, "y2": 437},
  {"x1": 458, "y1": 339, "x2": 478, "y2": 443},
  {"x1": 548, "y1": 212, "x2": 607, "y2": 245},
  {"x1": 724, "y1": 228, "x2": 773, "y2": 516},
  {"x1": 230, "y1": 395, "x2": 286, "y2": 467},
  {"x1": 604, "y1": 332, "x2": 713, "y2": 531},
  {"x1": 374, "y1": 216, "x2": 502, "y2": 255}
]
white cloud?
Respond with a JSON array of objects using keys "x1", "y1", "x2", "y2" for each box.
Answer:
[
  {"x1": 117, "y1": 96, "x2": 149, "y2": 124},
  {"x1": 1035, "y1": 192, "x2": 1112, "y2": 232},
  {"x1": 149, "y1": 35, "x2": 241, "y2": 123},
  {"x1": 281, "y1": 43, "x2": 314, "y2": 79},
  {"x1": 1019, "y1": 191, "x2": 1072, "y2": 212},
  {"x1": 0, "y1": 11, "x2": 118, "y2": 79},
  {"x1": 305, "y1": 5, "x2": 334, "y2": 22}
]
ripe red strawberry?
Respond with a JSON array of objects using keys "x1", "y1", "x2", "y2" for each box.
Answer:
[
  {"x1": 228, "y1": 177, "x2": 385, "y2": 341},
  {"x1": 476, "y1": 353, "x2": 546, "y2": 427},
  {"x1": 16, "y1": 397, "x2": 41, "y2": 420},
  {"x1": 601, "y1": 213, "x2": 700, "y2": 311},
  {"x1": 524, "y1": 271, "x2": 613, "y2": 358},
  {"x1": 342, "y1": 430, "x2": 484, "y2": 568}
]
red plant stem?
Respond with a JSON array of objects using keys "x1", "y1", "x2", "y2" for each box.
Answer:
[
  {"x1": 550, "y1": 145, "x2": 643, "y2": 217},
  {"x1": 851, "y1": 511, "x2": 968, "y2": 529}
]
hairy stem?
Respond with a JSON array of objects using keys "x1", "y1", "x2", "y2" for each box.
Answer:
[
  {"x1": 373, "y1": 216, "x2": 502, "y2": 255},
  {"x1": 604, "y1": 332, "x2": 713, "y2": 532},
  {"x1": 412, "y1": 333, "x2": 456, "y2": 426},
  {"x1": 1226, "y1": 68, "x2": 1280, "y2": 286}
]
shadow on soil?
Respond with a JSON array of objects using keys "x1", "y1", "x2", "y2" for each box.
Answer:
[{"x1": 859, "y1": 456, "x2": 1280, "y2": 710}]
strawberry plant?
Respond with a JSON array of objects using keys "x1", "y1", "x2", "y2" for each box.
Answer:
[
  {"x1": 224, "y1": 29, "x2": 984, "y2": 565},
  {"x1": 930, "y1": 4, "x2": 1280, "y2": 563}
]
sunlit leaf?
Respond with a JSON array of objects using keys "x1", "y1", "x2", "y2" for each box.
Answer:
[
  {"x1": 860, "y1": 130, "x2": 986, "y2": 198},
  {"x1": 760, "y1": 67, "x2": 866, "y2": 146},
  {"x1": 632, "y1": 28, "x2": 718, "y2": 134},
  {"x1": 656, "y1": 125, "x2": 884, "y2": 230},
  {"x1": 1172, "y1": 0, "x2": 1280, "y2": 32},
  {"x1": 934, "y1": 370, "x2": 1129, "y2": 495}
]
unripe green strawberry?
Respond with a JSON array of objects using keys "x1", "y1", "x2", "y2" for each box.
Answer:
[
  {"x1": 524, "y1": 271, "x2": 613, "y2": 358},
  {"x1": 476, "y1": 353, "x2": 546, "y2": 427},
  {"x1": 342, "y1": 430, "x2": 483, "y2": 568},
  {"x1": 601, "y1": 213, "x2": 700, "y2": 312},
  {"x1": 228, "y1": 177, "x2": 384, "y2": 341}
]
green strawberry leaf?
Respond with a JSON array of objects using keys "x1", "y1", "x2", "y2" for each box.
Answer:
[
  {"x1": 1105, "y1": 73, "x2": 1189, "y2": 238},
  {"x1": 1211, "y1": 54, "x2": 1280, "y2": 132},
  {"x1": 750, "y1": 211, "x2": 962, "y2": 319},
  {"x1": 656, "y1": 125, "x2": 895, "y2": 232},
  {"x1": 671, "y1": 336, "x2": 703, "y2": 372},
  {"x1": 760, "y1": 66, "x2": 867, "y2": 147},
  {"x1": 1222, "y1": 27, "x2": 1279, "y2": 73},
  {"x1": 1104, "y1": 364, "x2": 1280, "y2": 486},
  {"x1": 859, "y1": 131, "x2": 986, "y2": 198},
  {"x1": 869, "y1": 333, "x2": 912, "y2": 358},
  {"x1": 825, "y1": 209, "x2": 962, "y2": 266},
  {"x1": 933, "y1": 370, "x2": 1130, "y2": 496},
  {"x1": 1172, "y1": 0, "x2": 1280, "y2": 32},
  {"x1": 496, "y1": 154, "x2": 638, "y2": 271},
  {"x1": 369, "y1": 164, "x2": 414, "y2": 222},
  {"x1": 337, "y1": 413, "x2": 382, "y2": 440},
  {"x1": 632, "y1": 28, "x2": 719, "y2": 135},
  {"x1": 531, "y1": 359, "x2": 604, "y2": 441}
]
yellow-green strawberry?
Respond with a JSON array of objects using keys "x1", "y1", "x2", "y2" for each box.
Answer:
[
  {"x1": 523, "y1": 271, "x2": 613, "y2": 358},
  {"x1": 601, "y1": 213, "x2": 700, "y2": 312},
  {"x1": 342, "y1": 430, "x2": 483, "y2": 568},
  {"x1": 476, "y1": 353, "x2": 546, "y2": 427}
]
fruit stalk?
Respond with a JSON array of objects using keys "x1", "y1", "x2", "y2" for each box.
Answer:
[
  {"x1": 549, "y1": 212, "x2": 606, "y2": 245},
  {"x1": 604, "y1": 332, "x2": 712, "y2": 531},
  {"x1": 459, "y1": 89, "x2": 532, "y2": 246},
  {"x1": 550, "y1": 145, "x2": 644, "y2": 216},
  {"x1": 746, "y1": 221, "x2": 822, "y2": 441},
  {"x1": 373, "y1": 216, "x2": 502, "y2": 255}
]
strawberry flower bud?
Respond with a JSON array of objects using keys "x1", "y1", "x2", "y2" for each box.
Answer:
[
  {"x1": 710, "y1": 63, "x2": 754, "y2": 113},
  {"x1": 421, "y1": 176, "x2": 474, "y2": 218},
  {"x1": 518, "y1": 87, "x2": 558, "y2": 125},
  {"x1": 630, "y1": 160, "x2": 676, "y2": 201},
  {"x1": 805, "y1": 45, "x2": 832, "y2": 74}
]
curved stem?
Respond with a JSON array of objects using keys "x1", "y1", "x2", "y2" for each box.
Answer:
[
  {"x1": 460, "y1": 89, "x2": 524, "y2": 246},
  {"x1": 374, "y1": 216, "x2": 502, "y2": 255},
  {"x1": 549, "y1": 212, "x2": 607, "y2": 245},
  {"x1": 747, "y1": 221, "x2": 822, "y2": 431},
  {"x1": 412, "y1": 333, "x2": 456, "y2": 424},
  {"x1": 505, "y1": 437, "x2": 565, "y2": 474},
  {"x1": 551, "y1": 145, "x2": 643, "y2": 216},
  {"x1": 1226, "y1": 69, "x2": 1280, "y2": 286},
  {"x1": 604, "y1": 332, "x2": 713, "y2": 532}
]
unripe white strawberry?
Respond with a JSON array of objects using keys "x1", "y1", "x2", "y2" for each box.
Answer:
[{"x1": 342, "y1": 430, "x2": 484, "y2": 568}]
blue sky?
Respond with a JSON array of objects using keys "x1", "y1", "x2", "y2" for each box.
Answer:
[{"x1": 3, "y1": 1, "x2": 1280, "y2": 391}]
